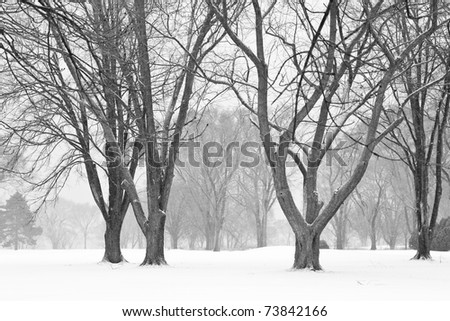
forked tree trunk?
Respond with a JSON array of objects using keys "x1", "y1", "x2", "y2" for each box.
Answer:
[
  {"x1": 293, "y1": 229, "x2": 322, "y2": 271},
  {"x1": 413, "y1": 224, "x2": 431, "y2": 259},
  {"x1": 142, "y1": 211, "x2": 167, "y2": 265},
  {"x1": 103, "y1": 220, "x2": 124, "y2": 263}
]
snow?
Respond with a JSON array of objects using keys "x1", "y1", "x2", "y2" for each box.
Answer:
[
  {"x1": 0, "y1": 247, "x2": 448, "y2": 301},
  {"x1": 0, "y1": 247, "x2": 448, "y2": 320}
]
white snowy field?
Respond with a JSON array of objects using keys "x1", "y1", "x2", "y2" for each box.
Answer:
[
  {"x1": 0, "y1": 246, "x2": 448, "y2": 302},
  {"x1": 1, "y1": 247, "x2": 449, "y2": 321}
]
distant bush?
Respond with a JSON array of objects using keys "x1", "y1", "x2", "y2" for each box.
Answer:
[
  {"x1": 319, "y1": 240, "x2": 330, "y2": 249},
  {"x1": 409, "y1": 218, "x2": 450, "y2": 251}
]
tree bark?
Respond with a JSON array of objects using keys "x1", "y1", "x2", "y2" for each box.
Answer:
[
  {"x1": 413, "y1": 224, "x2": 431, "y2": 259},
  {"x1": 335, "y1": 212, "x2": 347, "y2": 249},
  {"x1": 256, "y1": 219, "x2": 264, "y2": 248},
  {"x1": 141, "y1": 210, "x2": 167, "y2": 265},
  {"x1": 103, "y1": 220, "x2": 124, "y2": 263},
  {"x1": 293, "y1": 228, "x2": 321, "y2": 270},
  {"x1": 370, "y1": 215, "x2": 377, "y2": 250}
]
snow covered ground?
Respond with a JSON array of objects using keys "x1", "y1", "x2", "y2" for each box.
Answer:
[{"x1": 0, "y1": 247, "x2": 448, "y2": 320}]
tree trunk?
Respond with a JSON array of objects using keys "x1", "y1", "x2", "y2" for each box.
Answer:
[
  {"x1": 255, "y1": 213, "x2": 268, "y2": 248},
  {"x1": 141, "y1": 211, "x2": 167, "y2": 265},
  {"x1": 256, "y1": 219, "x2": 264, "y2": 248},
  {"x1": 103, "y1": 221, "x2": 124, "y2": 263},
  {"x1": 51, "y1": 240, "x2": 58, "y2": 250},
  {"x1": 171, "y1": 234, "x2": 178, "y2": 249},
  {"x1": 213, "y1": 227, "x2": 221, "y2": 252},
  {"x1": 412, "y1": 224, "x2": 431, "y2": 259},
  {"x1": 188, "y1": 236, "x2": 196, "y2": 250},
  {"x1": 256, "y1": 230, "x2": 266, "y2": 248},
  {"x1": 261, "y1": 211, "x2": 268, "y2": 247},
  {"x1": 205, "y1": 238, "x2": 212, "y2": 250},
  {"x1": 261, "y1": 230, "x2": 267, "y2": 247},
  {"x1": 205, "y1": 214, "x2": 214, "y2": 250},
  {"x1": 370, "y1": 215, "x2": 377, "y2": 250},
  {"x1": 293, "y1": 229, "x2": 322, "y2": 271},
  {"x1": 370, "y1": 231, "x2": 377, "y2": 250},
  {"x1": 336, "y1": 217, "x2": 346, "y2": 249},
  {"x1": 388, "y1": 236, "x2": 396, "y2": 250},
  {"x1": 84, "y1": 231, "x2": 88, "y2": 250},
  {"x1": 205, "y1": 230, "x2": 214, "y2": 250},
  {"x1": 389, "y1": 242, "x2": 395, "y2": 250},
  {"x1": 334, "y1": 208, "x2": 347, "y2": 249},
  {"x1": 336, "y1": 234, "x2": 344, "y2": 250}
]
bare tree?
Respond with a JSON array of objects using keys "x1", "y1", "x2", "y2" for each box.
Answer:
[
  {"x1": 120, "y1": 211, "x2": 145, "y2": 249},
  {"x1": 352, "y1": 161, "x2": 388, "y2": 250},
  {"x1": 39, "y1": 201, "x2": 77, "y2": 250},
  {"x1": 0, "y1": 0, "x2": 221, "y2": 265},
  {"x1": 320, "y1": 143, "x2": 360, "y2": 249},
  {"x1": 0, "y1": 0, "x2": 146, "y2": 262},
  {"x1": 206, "y1": 0, "x2": 444, "y2": 270},
  {"x1": 68, "y1": 203, "x2": 101, "y2": 249},
  {"x1": 382, "y1": 5, "x2": 450, "y2": 259},
  {"x1": 222, "y1": 205, "x2": 254, "y2": 250},
  {"x1": 116, "y1": 0, "x2": 222, "y2": 265},
  {"x1": 233, "y1": 118, "x2": 276, "y2": 248},
  {"x1": 165, "y1": 182, "x2": 195, "y2": 249},
  {"x1": 179, "y1": 109, "x2": 241, "y2": 251}
]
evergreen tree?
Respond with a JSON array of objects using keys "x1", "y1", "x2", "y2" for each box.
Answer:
[{"x1": 0, "y1": 192, "x2": 42, "y2": 250}]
